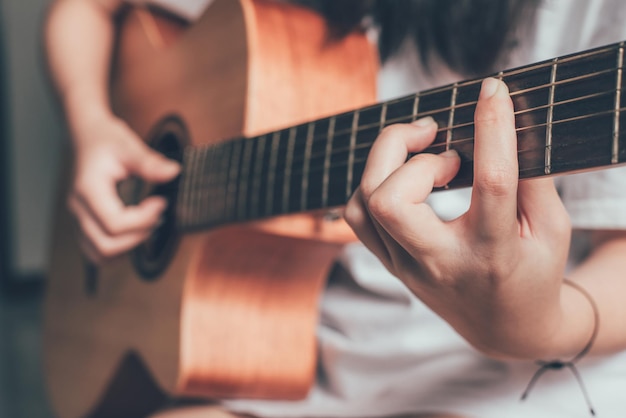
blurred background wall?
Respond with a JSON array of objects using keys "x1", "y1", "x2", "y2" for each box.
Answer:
[
  {"x1": 2, "y1": 0, "x2": 64, "y2": 287},
  {"x1": 1, "y1": 0, "x2": 62, "y2": 416}
]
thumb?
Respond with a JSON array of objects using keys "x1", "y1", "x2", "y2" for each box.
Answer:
[{"x1": 125, "y1": 141, "x2": 181, "y2": 183}]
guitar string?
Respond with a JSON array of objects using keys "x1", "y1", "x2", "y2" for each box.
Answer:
[
  {"x1": 179, "y1": 146, "x2": 614, "y2": 228},
  {"x1": 180, "y1": 101, "x2": 624, "y2": 224},
  {"x1": 286, "y1": 88, "x2": 617, "y2": 170},
  {"x1": 185, "y1": 101, "x2": 624, "y2": 199},
  {"x1": 181, "y1": 46, "x2": 619, "y2": 162},
  {"x1": 178, "y1": 45, "x2": 625, "y2": 223},
  {"x1": 178, "y1": 144, "x2": 614, "y2": 230},
  {"x1": 305, "y1": 64, "x2": 619, "y2": 141},
  {"x1": 334, "y1": 42, "x2": 620, "y2": 111},
  {"x1": 245, "y1": 45, "x2": 622, "y2": 142},
  {"x1": 190, "y1": 65, "x2": 621, "y2": 175},
  {"x1": 178, "y1": 91, "x2": 623, "y2": 224}
]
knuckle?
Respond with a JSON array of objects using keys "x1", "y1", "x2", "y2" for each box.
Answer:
[
  {"x1": 475, "y1": 165, "x2": 516, "y2": 197},
  {"x1": 378, "y1": 124, "x2": 405, "y2": 138},
  {"x1": 376, "y1": 124, "x2": 412, "y2": 146},
  {"x1": 475, "y1": 97, "x2": 514, "y2": 125},
  {"x1": 407, "y1": 152, "x2": 438, "y2": 169},
  {"x1": 367, "y1": 189, "x2": 398, "y2": 222},
  {"x1": 474, "y1": 105, "x2": 500, "y2": 125},
  {"x1": 477, "y1": 247, "x2": 518, "y2": 283},
  {"x1": 94, "y1": 239, "x2": 118, "y2": 259},
  {"x1": 101, "y1": 218, "x2": 123, "y2": 236},
  {"x1": 359, "y1": 178, "x2": 377, "y2": 200},
  {"x1": 344, "y1": 196, "x2": 363, "y2": 229}
]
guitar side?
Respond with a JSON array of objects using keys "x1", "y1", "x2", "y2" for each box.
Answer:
[{"x1": 44, "y1": 1, "x2": 378, "y2": 417}]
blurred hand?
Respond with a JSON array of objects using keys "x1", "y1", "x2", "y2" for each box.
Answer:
[
  {"x1": 68, "y1": 113, "x2": 181, "y2": 263},
  {"x1": 345, "y1": 78, "x2": 572, "y2": 359}
]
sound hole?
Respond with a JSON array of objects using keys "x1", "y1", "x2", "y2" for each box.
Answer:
[{"x1": 132, "y1": 116, "x2": 187, "y2": 281}]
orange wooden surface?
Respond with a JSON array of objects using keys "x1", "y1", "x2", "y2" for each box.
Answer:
[{"x1": 44, "y1": 0, "x2": 377, "y2": 417}]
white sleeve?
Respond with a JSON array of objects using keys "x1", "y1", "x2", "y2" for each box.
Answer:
[
  {"x1": 124, "y1": 0, "x2": 212, "y2": 21},
  {"x1": 558, "y1": 166, "x2": 626, "y2": 229}
]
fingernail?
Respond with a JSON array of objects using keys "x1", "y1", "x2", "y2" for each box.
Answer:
[
  {"x1": 480, "y1": 78, "x2": 500, "y2": 99},
  {"x1": 412, "y1": 116, "x2": 436, "y2": 127},
  {"x1": 166, "y1": 160, "x2": 181, "y2": 173},
  {"x1": 440, "y1": 149, "x2": 459, "y2": 159}
]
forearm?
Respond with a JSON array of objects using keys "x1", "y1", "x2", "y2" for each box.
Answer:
[
  {"x1": 495, "y1": 230, "x2": 626, "y2": 361},
  {"x1": 557, "y1": 230, "x2": 626, "y2": 356},
  {"x1": 45, "y1": 0, "x2": 122, "y2": 131}
]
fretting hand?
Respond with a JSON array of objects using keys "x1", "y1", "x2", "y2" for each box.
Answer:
[{"x1": 345, "y1": 78, "x2": 580, "y2": 359}]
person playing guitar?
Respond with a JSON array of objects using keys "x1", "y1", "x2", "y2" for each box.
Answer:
[{"x1": 45, "y1": 0, "x2": 626, "y2": 417}]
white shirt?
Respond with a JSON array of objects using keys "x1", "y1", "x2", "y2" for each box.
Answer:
[{"x1": 131, "y1": 1, "x2": 626, "y2": 416}]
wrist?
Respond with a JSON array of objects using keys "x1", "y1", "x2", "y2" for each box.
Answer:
[
  {"x1": 63, "y1": 85, "x2": 115, "y2": 136},
  {"x1": 475, "y1": 279, "x2": 597, "y2": 361},
  {"x1": 544, "y1": 279, "x2": 597, "y2": 359}
]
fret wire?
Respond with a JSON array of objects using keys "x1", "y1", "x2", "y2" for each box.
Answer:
[
  {"x1": 284, "y1": 106, "x2": 624, "y2": 180},
  {"x1": 497, "y1": 44, "x2": 617, "y2": 80},
  {"x1": 184, "y1": 60, "x2": 622, "y2": 176},
  {"x1": 237, "y1": 138, "x2": 254, "y2": 220},
  {"x1": 282, "y1": 127, "x2": 297, "y2": 214},
  {"x1": 185, "y1": 111, "x2": 622, "y2": 224},
  {"x1": 300, "y1": 122, "x2": 314, "y2": 211},
  {"x1": 217, "y1": 142, "x2": 232, "y2": 221},
  {"x1": 182, "y1": 43, "x2": 626, "y2": 217},
  {"x1": 545, "y1": 58, "x2": 558, "y2": 175},
  {"x1": 446, "y1": 83, "x2": 458, "y2": 151},
  {"x1": 199, "y1": 145, "x2": 211, "y2": 224},
  {"x1": 346, "y1": 110, "x2": 359, "y2": 200},
  {"x1": 208, "y1": 145, "x2": 222, "y2": 223},
  {"x1": 181, "y1": 147, "x2": 196, "y2": 227},
  {"x1": 335, "y1": 66, "x2": 618, "y2": 138},
  {"x1": 250, "y1": 135, "x2": 266, "y2": 220},
  {"x1": 179, "y1": 147, "x2": 195, "y2": 226},
  {"x1": 195, "y1": 147, "x2": 207, "y2": 224},
  {"x1": 279, "y1": 45, "x2": 622, "y2": 151},
  {"x1": 190, "y1": 95, "x2": 624, "y2": 196},
  {"x1": 202, "y1": 144, "x2": 217, "y2": 223},
  {"x1": 300, "y1": 142, "x2": 607, "y2": 189},
  {"x1": 190, "y1": 145, "x2": 203, "y2": 225},
  {"x1": 265, "y1": 131, "x2": 280, "y2": 216},
  {"x1": 225, "y1": 139, "x2": 242, "y2": 220},
  {"x1": 412, "y1": 94, "x2": 419, "y2": 121},
  {"x1": 286, "y1": 88, "x2": 617, "y2": 168},
  {"x1": 613, "y1": 43, "x2": 624, "y2": 164},
  {"x1": 179, "y1": 43, "x2": 626, "y2": 227},
  {"x1": 275, "y1": 66, "x2": 620, "y2": 160},
  {"x1": 380, "y1": 102, "x2": 388, "y2": 131},
  {"x1": 279, "y1": 148, "x2": 617, "y2": 214},
  {"x1": 322, "y1": 116, "x2": 336, "y2": 208},
  {"x1": 189, "y1": 101, "x2": 626, "y2": 202},
  {"x1": 414, "y1": 44, "x2": 619, "y2": 97}
]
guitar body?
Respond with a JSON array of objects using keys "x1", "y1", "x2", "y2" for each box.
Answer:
[{"x1": 44, "y1": 1, "x2": 377, "y2": 417}]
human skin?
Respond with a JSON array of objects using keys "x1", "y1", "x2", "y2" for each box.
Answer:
[
  {"x1": 45, "y1": 0, "x2": 181, "y2": 262},
  {"x1": 46, "y1": 0, "x2": 626, "y2": 362},
  {"x1": 345, "y1": 77, "x2": 626, "y2": 360}
]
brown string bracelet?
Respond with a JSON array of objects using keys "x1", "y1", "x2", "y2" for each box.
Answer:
[{"x1": 520, "y1": 278, "x2": 599, "y2": 416}]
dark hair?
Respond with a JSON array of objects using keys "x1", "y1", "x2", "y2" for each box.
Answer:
[{"x1": 295, "y1": 0, "x2": 541, "y2": 76}]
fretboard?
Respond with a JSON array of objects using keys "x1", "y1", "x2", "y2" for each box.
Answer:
[{"x1": 176, "y1": 41, "x2": 626, "y2": 232}]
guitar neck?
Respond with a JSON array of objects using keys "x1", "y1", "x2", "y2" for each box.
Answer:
[{"x1": 176, "y1": 41, "x2": 626, "y2": 232}]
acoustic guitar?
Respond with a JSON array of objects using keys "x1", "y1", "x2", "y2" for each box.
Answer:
[
  {"x1": 44, "y1": 0, "x2": 626, "y2": 417},
  {"x1": 45, "y1": 1, "x2": 376, "y2": 417}
]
